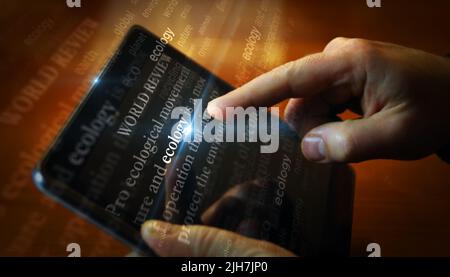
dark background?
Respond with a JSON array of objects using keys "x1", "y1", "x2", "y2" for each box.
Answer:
[{"x1": 0, "y1": 0, "x2": 449, "y2": 256}]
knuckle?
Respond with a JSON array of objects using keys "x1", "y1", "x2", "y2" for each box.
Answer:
[
  {"x1": 346, "y1": 38, "x2": 379, "y2": 61},
  {"x1": 325, "y1": 37, "x2": 349, "y2": 51},
  {"x1": 282, "y1": 60, "x2": 298, "y2": 94},
  {"x1": 270, "y1": 61, "x2": 293, "y2": 84},
  {"x1": 284, "y1": 103, "x2": 297, "y2": 123},
  {"x1": 334, "y1": 121, "x2": 359, "y2": 161},
  {"x1": 190, "y1": 225, "x2": 210, "y2": 256},
  {"x1": 190, "y1": 225, "x2": 235, "y2": 257},
  {"x1": 283, "y1": 53, "x2": 325, "y2": 96},
  {"x1": 282, "y1": 60, "x2": 297, "y2": 77}
]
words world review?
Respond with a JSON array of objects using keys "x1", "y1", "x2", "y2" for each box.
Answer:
[{"x1": 67, "y1": 26, "x2": 280, "y2": 173}]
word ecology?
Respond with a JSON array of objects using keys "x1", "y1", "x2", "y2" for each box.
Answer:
[{"x1": 170, "y1": 99, "x2": 280, "y2": 154}]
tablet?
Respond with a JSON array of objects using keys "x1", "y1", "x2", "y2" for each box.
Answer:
[{"x1": 33, "y1": 25, "x2": 352, "y2": 256}]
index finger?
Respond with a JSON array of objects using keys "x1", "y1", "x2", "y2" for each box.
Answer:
[{"x1": 207, "y1": 51, "x2": 354, "y2": 118}]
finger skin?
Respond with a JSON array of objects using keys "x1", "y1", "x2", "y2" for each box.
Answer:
[
  {"x1": 208, "y1": 37, "x2": 450, "y2": 163},
  {"x1": 302, "y1": 110, "x2": 405, "y2": 163},
  {"x1": 207, "y1": 51, "x2": 359, "y2": 119},
  {"x1": 141, "y1": 220, "x2": 296, "y2": 257}
]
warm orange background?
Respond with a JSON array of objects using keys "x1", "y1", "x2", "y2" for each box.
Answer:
[{"x1": 0, "y1": 0, "x2": 449, "y2": 256}]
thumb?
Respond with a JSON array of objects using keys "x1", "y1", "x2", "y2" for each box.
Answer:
[
  {"x1": 301, "y1": 113, "x2": 400, "y2": 163},
  {"x1": 141, "y1": 220, "x2": 295, "y2": 257}
]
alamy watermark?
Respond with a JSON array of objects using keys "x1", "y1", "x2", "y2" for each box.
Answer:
[
  {"x1": 367, "y1": 242, "x2": 382, "y2": 257},
  {"x1": 66, "y1": 0, "x2": 81, "y2": 8},
  {"x1": 169, "y1": 99, "x2": 280, "y2": 154},
  {"x1": 67, "y1": 1, "x2": 381, "y2": 9},
  {"x1": 66, "y1": 242, "x2": 81, "y2": 257},
  {"x1": 366, "y1": 0, "x2": 382, "y2": 8}
]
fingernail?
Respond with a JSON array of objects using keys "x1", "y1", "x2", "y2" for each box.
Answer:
[
  {"x1": 206, "y1": 101, "x2": 223, "y2": 119},
  {"x1": 302, "y1": 134, "x2": 326, "y2": 161},
  {"x1": 141, "y1": 220, "x2": 170, "y2": 243}
]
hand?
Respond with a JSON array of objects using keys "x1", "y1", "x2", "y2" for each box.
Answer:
[
  {"x1": 144, "y1": 160, "x2": 297, "y2": 257},
  {"x1": 140, "y1": 163, "x2": 354, "y2": 257},
  {"x1": 140, "y1": 220, "x2": 296, "y2": 257},
  {"x1": 142, "y1": 178, "x2": 295, "y2": 257},
  {"x1": 207, "y1": 38, "x2": 450, "y2": 163}
]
